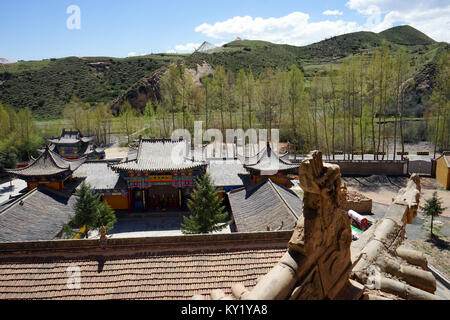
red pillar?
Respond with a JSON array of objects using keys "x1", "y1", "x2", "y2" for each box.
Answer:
[{"x1": 128, "y1": 188, "x2": 132, "y2": 213}]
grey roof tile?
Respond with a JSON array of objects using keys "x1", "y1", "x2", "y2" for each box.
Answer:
[
  {"x1": 207, "y1": 160, "x2": 248, "y2": 187},
  {"x1": 0, "y1": 187, "x2": 76, "y2": 242},
  {"x1": 244, "y1": 147, "x2": 299, "y2": 174},
  {"x1": 228, "y1": 179, "x2": 302, "y2": 233},
  {"x1": 73, "y1": 162, "x2": 123, "y2": 190},
  {"x1": 112, "y1": 139, "x2": 206, "y2": 172},
  {"x1": 47, "y1": 129, "x2": 94, "y2": 145}
]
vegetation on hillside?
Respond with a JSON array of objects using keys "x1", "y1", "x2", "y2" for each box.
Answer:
[
  {"x1": 0, "y1": 54, "x2": 183, "y2": 118},
  {"x1": 0, "y1": 102, "x2": 42, "y2": 163},
  {"x1": 156, "y1": 43, "x2": 450, "y2": 157}
]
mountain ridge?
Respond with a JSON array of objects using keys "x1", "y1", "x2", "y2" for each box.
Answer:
[{"x1": 0, "y1": 25, "x2": 447, "y2": 118}]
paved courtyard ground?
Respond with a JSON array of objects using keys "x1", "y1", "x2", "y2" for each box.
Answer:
[{"x1": 107, "y1": 212, "x2": 231, "y2": 238}]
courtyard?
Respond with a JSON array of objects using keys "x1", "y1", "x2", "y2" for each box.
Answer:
[{"x1": 107, "y1": 211, "x2": 231, "y2": 238}]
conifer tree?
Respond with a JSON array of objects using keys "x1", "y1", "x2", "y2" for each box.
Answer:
[
  {"x1": 65, "y1": 182, "x2": 116, "y2": 239},
  {"x1": 421, "y1": 192, "x2": 446, "y2": 237},
  {"x1": 181, "y1": 174, "x2": 229, "y2": 234}
]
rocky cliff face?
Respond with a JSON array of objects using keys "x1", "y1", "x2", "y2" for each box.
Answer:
[
  {"x1": 110, "y1": 68, "x2": 165, "y2": 115},
  {"x1": 403, "y1": 63, "x2": 437, "y2": 117},
  {"x1": 110, "y1": 61, "x2": 214, "y2": 114}
]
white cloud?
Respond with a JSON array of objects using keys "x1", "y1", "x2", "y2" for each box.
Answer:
[
  {"x1": 195, "y1": 12, "x2": 363, "y2": 46},
  {"x1": 193, "y1": 3, "x2": 449, "y2": 46},
  {"x1": 346, "y1": 0, "x2": 450, "y2": 42},
  {"x1": 323, "y1": 10, "x2": 344, "y2": 16},
  {"x1": 174, "y1": 43, "x2": 202, "y2": 52},
  {"x1": 166, "y1": 49, "x2": 176, "y2": 54},
  {"x1": 127, "y1": 52, "x2": 137, "y2": 57}
]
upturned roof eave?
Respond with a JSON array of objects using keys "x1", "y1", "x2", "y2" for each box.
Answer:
[{"x1": 111, "y1": 163, "x2": 207, "y2": 173}]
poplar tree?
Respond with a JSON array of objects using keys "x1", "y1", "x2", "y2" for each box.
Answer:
[
  {"x1": 236, "y1": 69, "x2": 248, "y2": 129},
  {"x1": 213, "y1": 66, "x2": 227, "y2": 134},
  {"x1": 118, "y1": 100, "x2": 137, "y2": 145},
  {"x1": 161, "y1": 64, "x2": 181, "y2": 130},
  {"x1": 287, "y1": 65, "x2": 305, "y2": 152}
]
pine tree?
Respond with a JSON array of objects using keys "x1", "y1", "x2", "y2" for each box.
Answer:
[
  {"x1": 96, "y1": 201, "x2": 117, "y2": 233},
  {"x1": 181, "y1": 174, "x2": 229, "y2": 234},
  {"x1": 66, "y1": 182, "x2": 116, "y2": 238},
  {"x1": 421, "y1": 192, "x2": 446, "y2": 237}
]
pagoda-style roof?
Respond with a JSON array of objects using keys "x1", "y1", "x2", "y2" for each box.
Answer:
[
  {"x1": 244, "y1": 144, "x2": 299, "y2": 175},
  {"x1": 47, "y1": 129, "x2": 94, "y2": 145},
  {"x1": 111, "y1": 139, "x2": 206, "y2": 173},
  {"x1": 5, "y1": 146, "x2": 86, "y2": 178}
]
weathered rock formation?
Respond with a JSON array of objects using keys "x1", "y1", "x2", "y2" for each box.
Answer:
[
  {"x1": 110, "y1": 62, "x2": 213, "y2": 114},
  {"x1": 111, "y1": 68, "x2": 165, "y2": 115},
  {"x1": 193, "y1": 152, "x2": 441, "y2": 300}
]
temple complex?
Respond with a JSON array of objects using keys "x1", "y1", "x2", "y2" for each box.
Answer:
[{"x1": 0, "y1": 151, "x2": 444, "y2": 300}]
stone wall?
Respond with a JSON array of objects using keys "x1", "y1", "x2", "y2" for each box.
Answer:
[
  {"x1": 340, "y1": 189, "x2": 373, "y2": 214},
  {"x1": 327, "y1": 160, "x2": 407, "y2": 176}
]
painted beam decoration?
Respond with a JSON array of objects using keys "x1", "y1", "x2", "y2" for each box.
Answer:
[
  {"x1": 57, "y1": 145, "x2": 81, "y2": 159},
  {"x1": 123, "y1": 169, "x2": 202, "y2": 189}
]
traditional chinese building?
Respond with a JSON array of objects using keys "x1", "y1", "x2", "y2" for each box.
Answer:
[
  {"x1": 110, "y1": 138, "x2": 207, "y2": 212},
  {"x1": 244, "y1": 143, "x2": 299, "y2": 187},
  {"x1": 47, "y1": 129, "x2": 104, "y2": 160},
  {"x1": 435, "y1": 152, "x2": 450, "y2": 190},
  {"x1": 5, "y1": 146, "x2": 86, "y2": 191}
]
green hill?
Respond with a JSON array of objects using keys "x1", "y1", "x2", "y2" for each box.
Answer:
[
  {"x1": 0, "y1": 54, "x2": 184, "y2": 118},
  {"x1": 0, "y1": 25, "x2": 447, "y2": 118},
  {"x1": 379, "y1": 25, "x2": 436, "y2": 46}
]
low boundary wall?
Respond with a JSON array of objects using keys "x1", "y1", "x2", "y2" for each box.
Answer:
[{"x1": 326, "y1": 160, "x2": 408, "y2": 176}]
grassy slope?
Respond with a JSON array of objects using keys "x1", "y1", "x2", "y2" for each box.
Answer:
[{"x1": 0, "y1": 25, "x2": 447, "y2": 118}]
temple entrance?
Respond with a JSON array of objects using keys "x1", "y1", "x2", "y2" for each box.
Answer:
[
  {"x1": 132, "y1": 189, "x2": 145, "y2": 210},
  {"x1": 146, "y1": 186, "x2": 180, "y2": 211}
]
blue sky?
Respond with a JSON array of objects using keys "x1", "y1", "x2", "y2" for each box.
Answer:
[{"x1": 1, "y1": 0, "x2": 448, "y2": 61}]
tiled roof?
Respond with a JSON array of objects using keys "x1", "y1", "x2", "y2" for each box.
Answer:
[
  {"x1": 442, "y1": 154, "x2": 450, "y2": 167},
  {"x1": 5, "y1": 147, "x2": 86, "y2": 177},
  {"x1": 0, "y1": 231, "x2": 291, "y2": 300},
  {"x1": 244, "y1": 146, "x2": 299, "y2": 174},
  {"x1": 73, "y1": 162, "x2": 125, "y2": 190},
  {"x1": 207, "y1": 160, "x2": 248, "y2": 187},
  {"x1": 0, "y1": 187, "x2": 76, "y2": 243},
  {"x1": 112, "y1": 139, "x2": 206, "y2": 172},
  {"x1": 84, "y1": 145, "x2": 105, "y2": 155},
  {"x1": 47, "y1": 129, "x2": 94, "y2": 145},
  {"x1": 228, "y1": 179, "x2": 302, "y2": 233}
]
